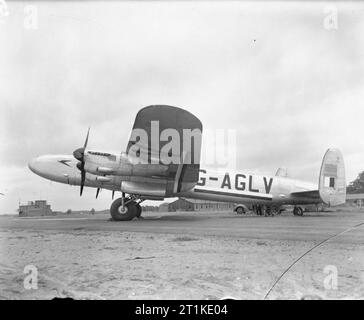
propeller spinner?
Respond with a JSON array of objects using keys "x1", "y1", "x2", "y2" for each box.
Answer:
[{"x1": 73, "y1": 128, "x2": 90, "y2": 196}]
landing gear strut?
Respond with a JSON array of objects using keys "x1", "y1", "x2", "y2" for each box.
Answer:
[
  {"x1": 293, "y1": 206, "x2": 304, "y2": 216},
  {"x1": 264, "y1": 206, "x2": 272, "y2": 216},
  {"x1": 110, "y1": 193, "x2": 144, "y2": 221}
]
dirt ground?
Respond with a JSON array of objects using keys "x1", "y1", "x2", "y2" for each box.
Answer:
[{"x1": 0, "y1": 210, "x2": 363, "y2": 300}]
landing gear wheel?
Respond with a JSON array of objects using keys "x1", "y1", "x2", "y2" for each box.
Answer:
[
  {"x1": 135, "y1": 203, "x2": 142, "y2": 218},
  {"x1": 293, "y1": 206, "x2": 303, "y2": 216},
  {"x1": 236, "y1": 207, "x2": 245, "y2": 215},
  {"x1": 110, "y1": 198, "x2": 138, "y2": 221}
]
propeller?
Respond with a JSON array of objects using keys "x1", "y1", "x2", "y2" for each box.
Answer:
[
  {"x1": 96, "y1": 188, "x2": 100, "y2": 199},
  {"x1": 73, "y1": 128, "x2": 90, "y2": 196}
]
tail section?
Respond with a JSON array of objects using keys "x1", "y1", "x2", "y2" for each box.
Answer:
[
  {"x1": 275, "y1": 167, "x2": 288, "y2": 177},
  {"x1": 318, "y1": 148, "x2": 346, "y2": 206}
]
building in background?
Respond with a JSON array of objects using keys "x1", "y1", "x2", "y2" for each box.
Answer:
[
  {"x1": 158, "y1": 203, "x2": 170, "y2": 212},
  {"x1": 18, "y1": 200, "x2": 53, "y2": 217},
  {"x1": 167, "y1": 198, "x2": 195, "y2": 211},
  {"x1": 141, "y1": 205, "x2": 159, "y2": 212},
  {"x1": 188, "y1": 199, "x2": 234, "y2": 211},
  {"x1": 160, "y1": 198, "x2": 234, "y2": 212}
]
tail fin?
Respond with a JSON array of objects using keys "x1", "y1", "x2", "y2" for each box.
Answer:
[
  {"x1": 275, "y1": 167, "x2": 288, "y2": 177},
  {"x1": 318, "y1": 148, "x2": 346, "y2": 206}
]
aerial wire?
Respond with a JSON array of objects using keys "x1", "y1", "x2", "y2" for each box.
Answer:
[{"x1": 264, "y1": 221, "x2": 364, "y2": 300}]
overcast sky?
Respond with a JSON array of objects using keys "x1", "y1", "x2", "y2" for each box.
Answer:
[{"x1": 1, "y1": 1, "x2": 364, "y2": 214}]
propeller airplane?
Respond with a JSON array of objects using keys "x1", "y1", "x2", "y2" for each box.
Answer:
[{"x1": 28, "y1": 105, "x2": 346, "y2": 220}]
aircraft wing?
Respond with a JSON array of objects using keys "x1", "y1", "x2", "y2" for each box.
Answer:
[{"x1": 122, "y1": 105, "x2": 203, "y2": 197}]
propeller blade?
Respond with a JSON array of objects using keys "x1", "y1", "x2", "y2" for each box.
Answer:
[
  {"x1": 80, "y1": 167, "x2": 86, "y2": 196},
  {"x1": 112, "y1": 190, "x2": 115, "y2": 200},
  {"x1": 73, "y1": 128, "x2": 90, "y2": 161},
  {"x1": 96, "y1": 188, "x2": 100, "y2": 199},
  {"x1": 84, "y1": 127, "x2": 90, "y2": 149},
  {"x1": 74, "y1": 128, "x2": 90, "y2": 197}
]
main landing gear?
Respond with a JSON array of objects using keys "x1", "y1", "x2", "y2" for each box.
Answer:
[
  {"x1": 293, "y1": 206, "x2": 304, "y2": 216},
  {"x1": 110, "y1": 193, "x2": 144, "y2": 221}
]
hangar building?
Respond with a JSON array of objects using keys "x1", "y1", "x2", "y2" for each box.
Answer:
[{"x1": 163, "y1": 198, "x2": 234, "y2": 212}]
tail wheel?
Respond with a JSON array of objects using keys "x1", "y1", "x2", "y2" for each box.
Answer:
[
  {"x1": 236, "y1": 207, "x2": 245, "y2": 214},
  {"x1": 293, "y1": 206, "x2": 303, "y2": 216},
  {"x1": 110, "y1": 198, "x2": 138, "y2": 221}
]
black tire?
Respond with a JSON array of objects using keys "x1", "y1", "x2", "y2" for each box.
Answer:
[
  {"x1": 236, "y1": 206, "x2": 245, "y2": 215},
  {"x1": 110, "y1": 198, "x2": 138, "y2": 221},
  {"x1": 135, "y1": 203, "x2": 142, "y2": 218},
  {"x1": 293, "y1": 206, "x2": 303, "y2": 216}
]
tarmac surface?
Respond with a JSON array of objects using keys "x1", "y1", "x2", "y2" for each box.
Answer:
[
  {"x1": 0, "y1": 209, "x2": 363, "y2": 300},
  {"x1": 1, "y1": 209, "x2": 364, "y2": 243}
]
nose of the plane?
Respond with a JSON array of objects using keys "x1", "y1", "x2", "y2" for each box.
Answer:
[
  {"x1": 28, "y1": 155, "x2": 75, "y2": 184},
  {"x1": 28, "y1": 157, "x2": 40, "y2": 174}
]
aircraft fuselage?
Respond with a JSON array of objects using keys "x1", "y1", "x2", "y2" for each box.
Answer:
[{"x1": 28, "y1": 154, "x2": 319, "y2": 206}]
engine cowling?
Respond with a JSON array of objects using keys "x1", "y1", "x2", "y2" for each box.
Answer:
[{"x1": 85, "y1": 160, "x2": 169, "y2": 178}]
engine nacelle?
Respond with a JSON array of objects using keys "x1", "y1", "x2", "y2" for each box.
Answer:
[
  {"x1": 121, "y1": 180, "x2": 167, "y2": 197},
  {"x1": 110, "y1": 164, "x2": 169, "y2": 177},
  {"x1": 85, "y1": 161, "x2": 169, "y2": 178}
]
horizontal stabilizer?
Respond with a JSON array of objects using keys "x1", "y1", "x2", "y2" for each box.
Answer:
[{"x1": 290, "y1": 190, "x2": 320, "y2": 200}]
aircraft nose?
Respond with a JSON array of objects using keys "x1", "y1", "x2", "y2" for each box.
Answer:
[
  {"x1": 28, "y1": 157, "x2": 41, "y2": 174},
  {"x1": 28, "y1": 155, "x2": 73, "y2": 184}
]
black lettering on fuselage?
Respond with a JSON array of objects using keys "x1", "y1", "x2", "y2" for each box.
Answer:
[
  {"x1": 235, "y1": 174, "x2": 246, "y2": 191},
  {"x1": 248, "y1": 175, "x2": 259, "y2": 193},
  {"x1": 197, "y1": 169, "x2": 206, "y2": 186},
  {"x1": 221, "y1": 173, "x2": 232, "y2": 189},
  {"x1": 263, "y1": 177, "x2": 273, "y2": 194}
]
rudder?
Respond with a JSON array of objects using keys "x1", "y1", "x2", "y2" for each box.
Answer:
[{"x1": 319, "y1": 148, "x2": 346, "y2": 206}]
